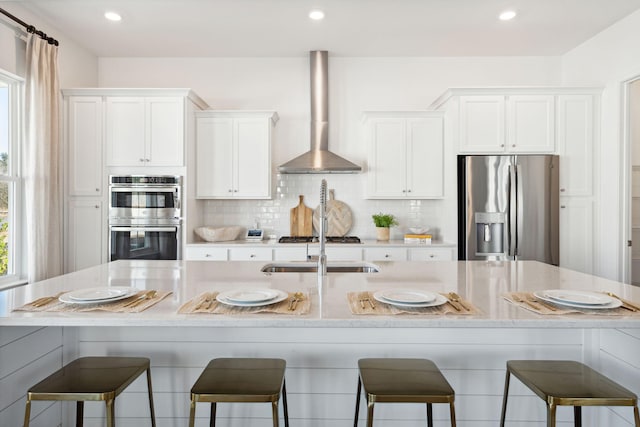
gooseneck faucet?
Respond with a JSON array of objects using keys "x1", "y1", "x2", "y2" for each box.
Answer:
[{"x1": 318, "y1": 179, "x2": 328, "y2": 276}]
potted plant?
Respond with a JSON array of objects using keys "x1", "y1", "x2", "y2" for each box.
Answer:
[{"x1": 372, "y1": 213, "x2": 398, "y2": 241}]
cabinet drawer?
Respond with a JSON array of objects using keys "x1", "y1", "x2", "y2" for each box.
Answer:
[
  {"x1": 185, "y1": 246, "x2": 228, "y2": 261},
  {"x1": 273, "y1": 247, "x2": 308, "y2": 261},
  {"x1": 228, "y1": 247, "x2": 273, "y2": 261},
  {"x1": 408, "y1": 248, "x2": 454, "y2": 261},
  {"x1": 307, "y1": 246, "x2": 363, "y2": 261},
  {"x1": 364, "y1": 248, "x2": 407, "y2": 261}
]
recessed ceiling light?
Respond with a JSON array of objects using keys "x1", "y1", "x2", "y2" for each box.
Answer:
[
  {"x1": 104, "y1": 11, "x2": 122, "y2": 22},
  {"x1": 499, "y1": 10, "x2": 517, "y2": 21},
  {"x1": 309, "y1": 9, "x2": 325, "y2": 20}
]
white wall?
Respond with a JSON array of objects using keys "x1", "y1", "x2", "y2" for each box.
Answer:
[
  {"x1": 0, "y1": 3, "x2": 98, "y2": 86},
  {"x1": 99, "y1": 56, "x2": 561, "y2": 241},
  {"x1": 561, "y1": 9, "x2": 640, "y2": 281}
]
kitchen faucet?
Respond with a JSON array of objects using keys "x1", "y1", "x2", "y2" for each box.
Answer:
[{"x1": 318, "y1": 179, "x2": 327, "y2": 276}]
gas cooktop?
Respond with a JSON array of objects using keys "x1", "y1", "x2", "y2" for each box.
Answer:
[{"x1": 278, "y1": 236, "x2": 362, "y2": 244}]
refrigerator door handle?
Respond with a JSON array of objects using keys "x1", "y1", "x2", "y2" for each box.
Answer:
[
  {"x1": 508, "y1": 164, "x2": 517, "y2": 257},
  {"x1": 516, "y1": 163, "x2": 524, "y2": 258}
]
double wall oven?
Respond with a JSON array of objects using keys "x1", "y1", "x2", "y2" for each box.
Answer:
[{"x1": 108, "y1": 175, "x2": 182, "y2": 261}]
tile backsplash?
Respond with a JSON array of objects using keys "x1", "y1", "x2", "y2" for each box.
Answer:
[{"x1": 200, "y1": 174, "x2": 451, "y2": 241}]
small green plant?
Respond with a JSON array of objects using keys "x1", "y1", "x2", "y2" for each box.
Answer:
[{"x1": 371, "y1": 213, "x2": 398, "y2": 228}]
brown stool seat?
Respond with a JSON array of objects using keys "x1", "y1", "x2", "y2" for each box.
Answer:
[
  {"x1": 24, "y1": 356, "x2": 156, "y2": 427},
  {"x1": 189, "y1": 358, "x2": 289, "y2": 427},
  {"x1": 354, "y1": 358, "x2": 456, "y2": 427},
  {"x1": 500, "y1": 360, "x2": 640, "y2": 426}
]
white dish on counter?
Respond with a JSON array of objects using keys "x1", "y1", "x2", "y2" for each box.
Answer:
[
  {"x1": 217, "y1": 289, "x2": 288, "y2": 307},
  {"x1": 542, "y1": 289, "x2": 613, "y2": 306},
  {"x1": 373, "y1": 291, "x2": 447, "y2": 308},
  {"x1": 533, "y1": 291, "x2": 622, "y2": 310},
  {"x1": 375, "y1": 289, "x2": 437, "y2": 304},
  {"x1": 60, "y1": 287, "x2": 138, "y2": 305}
]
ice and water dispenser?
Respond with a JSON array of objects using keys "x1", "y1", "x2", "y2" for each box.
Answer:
[{"x1": 475, "y1": 212, "x2": 505, "y2": 256}]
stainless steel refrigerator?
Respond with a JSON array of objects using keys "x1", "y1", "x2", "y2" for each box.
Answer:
[{"x1": 458, "y1": 155, "x2": 559, "y2": 264}]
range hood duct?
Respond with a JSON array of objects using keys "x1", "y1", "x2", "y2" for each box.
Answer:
[{"x1": 279, "y1": 51, "x2": 361, "y2": 174}]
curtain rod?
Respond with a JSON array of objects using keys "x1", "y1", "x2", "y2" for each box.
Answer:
[{"x1": 0, "y1": 7, "x2": 59, "y2": 46}]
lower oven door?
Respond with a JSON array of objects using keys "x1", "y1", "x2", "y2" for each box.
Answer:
[{"x1": 110, "y1": 225, "x2": 181, "y2": 261}]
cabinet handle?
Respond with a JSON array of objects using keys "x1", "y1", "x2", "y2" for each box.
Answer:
[
  {"x1": 94, "y1": 205, "x2": 99, "y2": 209},
  {"x1": 402, "y1": 190, "x2": 406, "y2": 193},
  {"x1": 501, "y1": 144, "x2": 505, "y2": 147},
  {"x1": 250, "y1": 254, "x2": 256, "y2": 258},
  {"x1": 139, "y1": 158, "x2": 144, "y2": 162},
  {"x1": 95, "y1": 188, "x2": 99, "y2": 192},
  {"x1": 512, "y1": 144, "x2": 516, "y2": 148},
  {"x1": 429, "y1": 254, "x2": 435, "y2": 258},
  {"x1": 385, "y1": 254, "x2": 390, "y2": 258},
  {"x1": 228, "y1": 189, "x2": 233, "y2": 193},
  {"x1": 205, "y1": 254, "x2": 212, "y2": 257},
  {"x1": 407, "y1": 189, "x2": 412, "y2": 193},
  {"x1": 561, "y1": 205, "x2": 566, "y2": 209},
  {"x1": 233, "y1": 189, "x2": 238, "y2": 193},
  {"x1": 560, "y1": 188, "x2": 566, "y2": 192}
]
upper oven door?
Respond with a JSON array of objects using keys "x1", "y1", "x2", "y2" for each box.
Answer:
[{"x1": 109, "y1": 186, "x2": 181, "y2": 219}]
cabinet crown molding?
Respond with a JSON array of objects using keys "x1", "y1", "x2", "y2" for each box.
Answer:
[{"x1": 61, "y1": 88, "x2": 209, "y2": 110}]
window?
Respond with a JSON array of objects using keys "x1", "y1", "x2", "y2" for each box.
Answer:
[{"x1": 0, "y1": 69, "x2": 24, "y2": 287}]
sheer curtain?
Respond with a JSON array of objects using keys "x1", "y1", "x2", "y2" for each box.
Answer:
[{"x1": 23, "y1": 33, "x2": 62, "y2": 282}]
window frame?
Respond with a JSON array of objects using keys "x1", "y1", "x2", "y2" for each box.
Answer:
[{"x1": 0, "y1": 68, "x2": 25, "y2": 289}]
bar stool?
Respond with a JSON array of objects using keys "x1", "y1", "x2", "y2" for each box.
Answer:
[
  {"x1": 188, "y1": 358, "x2": 289, "y2": 427},
  {"x1": 23, "y1": 356, "x2": 156, "y2": 427},
  {"x1": 354, "y1": 358, "x2": 456, "y2": 427},
  {"x1": 500, "y1": 360, "x2": 640, "y2": 426}
]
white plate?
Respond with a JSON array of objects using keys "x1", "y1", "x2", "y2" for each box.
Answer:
[
  {"x1": 67, "y1": 287, "x2": 136, "y2": 301},
  {"x1": 543, "y1": 289, "x2": 614, "y2": 306},
  {"x1": 220, "y1": 288, "x2": 281, "y2": 303},
  {"x1": 373, "y1": 292, "x2": 448, "y2": 308},
  {"x1": 374, "y1": 289, "x2": 437, "y2": 304},
  {"x1": 533, "y1": 291, "x2": 622, "y2": 310},
  {"x1": 217, "y1": 289, "x2": 289, "y2": 307},
  {"x1": 59, "y1": 287, "x2": 138, "y2": 305}
]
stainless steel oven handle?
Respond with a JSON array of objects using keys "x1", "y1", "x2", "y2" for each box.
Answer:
[
  {"x1": 111, "y1": 227, "x2": 177, "y2": 232},
  {"x1": 110, "y1": 187, "x2": 177, "y2": 193}
]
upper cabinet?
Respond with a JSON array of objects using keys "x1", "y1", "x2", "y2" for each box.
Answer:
[
  {"x1": 457, "y1": 94, "x2": 555, "y2": 153},
  {"x1": 363, "y1": 111, "x2": 444, "y2": 199},
  {"x1": 196, "y1": 111, "x2": 278, "y2": 199},
  {"x1": 67, "y1": 96, "x2": 103, "y2": 196},
  {"x1": 106, "y1": 97, "x2": 185, "y2": 166}
]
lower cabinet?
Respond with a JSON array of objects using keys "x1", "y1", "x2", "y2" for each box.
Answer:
[
  {"x1": 364, "y1": 247, "x2": 407, "y2": 261},
  {"x1": 559, "y1": 198, "x2": 593, "y2": 273},
  {"x1": 408, "y1": 248, "x2": 455, "y2": 261},
  {"x1": 184, "y1": 246, "x2": 228, "y2": 261},
  {"x1": 67, "y1": 199, "x2": 104, "y2": 272},
  {"x1": 273, "y1": 247, "x2": 308, "y2": 261},
  {"x1": 307, "y1": 246, "x2": 364, "y2": 261},
  {"x1": 228, "y1": 247, "x2": 273, "y2": 261}
]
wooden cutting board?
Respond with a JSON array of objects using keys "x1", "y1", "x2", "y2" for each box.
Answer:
[
  {"x1": 290, "y1": 195, "x2": 313, "y2": 236},
  {"x1": 313, "y1": 189, "x2": 353, "y2": 237}
]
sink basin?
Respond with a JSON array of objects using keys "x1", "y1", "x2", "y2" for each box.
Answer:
[{"x1": 261, "y1": 262, "x2": 379, "y2": 273}]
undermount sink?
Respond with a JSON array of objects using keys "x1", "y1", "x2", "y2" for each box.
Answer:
[{"x1": 261, "y1": 262, "x2": 380, "y2": 273}]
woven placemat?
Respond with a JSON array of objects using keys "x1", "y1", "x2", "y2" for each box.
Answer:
[
  {"x1": 178, "y1": 291, "x2": 310, "y2": 315},
  {"x1": 347, "y1": 291, "x2": 480, "y2": 315},
  {"x1": 13, "y1": 290, "x2": 172, "y2": 313},
  {"x1": 503, "y1": 292, "x2": 640, "y2": 316}
]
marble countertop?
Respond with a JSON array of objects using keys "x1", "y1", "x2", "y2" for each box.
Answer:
[
  {"x1": 2, "y1": 260, "x2": 639, "y2": 328},
  {"x1": 187, "y1": 239, "x2": 456, "y2": 247}
]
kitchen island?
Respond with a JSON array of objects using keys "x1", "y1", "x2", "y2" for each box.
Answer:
[{"x1": 2, "y1": 260, "x2": 640, "y2": 426}]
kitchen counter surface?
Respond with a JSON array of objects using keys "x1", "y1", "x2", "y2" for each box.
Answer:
[
  {"x1": 2, "y1": 260, "x2": 639, "y2": 328},
  {"x1": 187, "y1": 239, "x2": 456, "y2": 247}
]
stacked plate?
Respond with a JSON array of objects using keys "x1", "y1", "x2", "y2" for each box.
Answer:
[
  {"x1": 533, "y1": 289, "x2": 622, "y2": 310},
  {"x1": 372, "y1": 288, "x2": 446, "y2": 308},
  {"x1": 59, "y1": 287, "x2": 138, "y2": 304},
  {"x1": 216, "y1": 288, "x2": 288, "y2": 307}
]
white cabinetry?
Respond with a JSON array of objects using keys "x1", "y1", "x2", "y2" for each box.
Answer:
[
  {"x1": 364, "y1": 111, "x2": 444, "y2": 199},
  {"x1": 228, "y1": 247, "x2": 273, "y2": 261},
  {"x1": 560, "y1": 198, "x2": 593, "y2": 273},
  {"x1": 184, "y1": 246, "x2": 228, "y2": 261},
  {"x1": 106, "y1": 97, "x2": 185, "y2": 166},
  {"x1": 408, "y1": 248, "x2": 454, "y2": 261},
  {"x1": 64, "y1": 96, "x2": 105, "y2": 272},
  {"x1": 273, "y1": 247, "x2": 308, "y2": 261},
  {"x1": 458, "y1": 94, "x2": 555, "y2": 153},
  {"x1": 364, "y1": 247, "x2": 407, "y2": 261},
  {"x1": 196, "y1": 111, "x2": 277, "y2": 199}
]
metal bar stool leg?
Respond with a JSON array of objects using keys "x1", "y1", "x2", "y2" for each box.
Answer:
[
  {"x1": 354, "y1": 376, "x2": 362, "y2": 427},
  {"x1": 210, "y1": 402, "x2": 216, "y2": 427},
  {"x1": 366, "y1": 400, "x2": 375, "y2": 427},
  {"x1": 427, "y1": 403, "x2": 433, "y2": 427},
  {"x1": 23, "y1": 398, "x2": 31, "y2": 427},
  {"x1": 634, "y1": 405, "x2": 640, "y2": 427},
  {"x1": 574, "y1": 406, "x2": 582, "y2": 427},
  {"x1": 106, "y1": 398, "x2": 115, "y2": 427},
  {"x1": 271, "y1": 401, "x2": 280, "y2": 427},
  {"x1": 449, "y1": 401, "x2": 457, "y2": 427},
  {"x1": 547, "y1": 403, "x2": 557, "y2": 427},
  {"x1": 500, "y1": 368, "x2": 511, "y2": 427},
  {"x1": 76, "y1": 401, "x2": 84, "y2": 427},
  {"x1": 188, "y1": 398, "x2": 196, "y2": 427},
  {"x1": 282, "y1": 379, "x2": 290, "y2": 427},
  {"x1": 146, "y1": 367, "x2": 156, "y2": 427}
]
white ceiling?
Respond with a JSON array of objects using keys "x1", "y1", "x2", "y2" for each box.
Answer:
[{"x1": 11, "y1": 0, "x2": 640, "y2": 57}]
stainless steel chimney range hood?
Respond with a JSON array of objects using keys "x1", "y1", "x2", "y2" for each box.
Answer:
[{"x1": 279, "y1": 51, "x2": 361, "y2": 174}]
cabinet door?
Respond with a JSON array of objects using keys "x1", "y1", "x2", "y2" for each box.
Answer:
[
  {"x1": 146, "y1": 97, "x2": 184, "y2": 166},
  {"x1": 67, "y1": 199, "x2": 104, "y2": 272},
  {"x1": 407, "y1": 117, "x2": 444, "y2": 198},
  {"x1": 106, "y1": 97, "x2": 146, "y2": 166},
  {"x1": 235, "y1": 118, "x2": 271, "y2": 198},
  {"x1": 459, "y1": 96, "x2": 505, "y2": 153},
  {"x1": 68, "y1": 96, "x2": 103, "y2": 196},
  {"x1": 196, "y1": 117, "x2": 234, "y2": 198},
  {"x1": 507, "y1": 95, "x2": 555, "y2": 153},
  {"x1": 228, "y1": 247, "x2": 273, "y2": 261},
  {"x1": 364, "y1": 247, "x2": 407, "y2": 261},
  {"x1": 557, "y1": 95, "x2": 594, "y2": 197},
  {"x1": 559, "y1": 198, "x2": 593, "y2": 274},
  {"x1": 366, "y1": 118, "x2": 407, "y2": 198}
]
